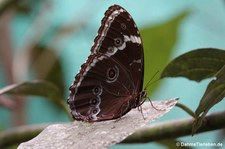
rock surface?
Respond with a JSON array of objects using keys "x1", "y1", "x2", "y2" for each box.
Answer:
[{"x1": 18, "y1": 98, "x2": 178, "y2": 149}]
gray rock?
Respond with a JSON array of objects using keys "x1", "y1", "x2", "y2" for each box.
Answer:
[{"x1": 18, "y1": 98, "x2": 178, "y2": 149}]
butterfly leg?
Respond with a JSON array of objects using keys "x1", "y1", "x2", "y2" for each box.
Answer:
[
  {"x1": 138, "y1": 104, "x2": 146, "y2": 120},
  {"x1": 146, "y1": 97, "x2": 163, "y2": 111}
]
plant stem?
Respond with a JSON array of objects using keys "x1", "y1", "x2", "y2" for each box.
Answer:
[
  {"x1": 0, "y1": 124, "x2": 49, "y2": 148},
  {"x1": 176, "y1": 102, "x2": 195, "y2": 118},
  {"x1": 121, "y1": 110, "x2": 225, "y2": 143}
]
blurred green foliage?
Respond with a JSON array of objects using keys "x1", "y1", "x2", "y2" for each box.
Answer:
[{"x1": 141, "y1": 12, "x2": 187, "y2": 95}]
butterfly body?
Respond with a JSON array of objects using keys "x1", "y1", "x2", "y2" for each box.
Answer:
[{"x1": 67, "y1": 5, "x2": 145, "y2": 122}]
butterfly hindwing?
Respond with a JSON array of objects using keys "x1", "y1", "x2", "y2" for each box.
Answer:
[{"x1": 71, "y1": 55, "x2": 135, "y2": 121}]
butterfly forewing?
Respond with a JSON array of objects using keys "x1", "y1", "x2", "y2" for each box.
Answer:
[{"x1": 68, "y1": 5, "x2": 144, "y2": 122}]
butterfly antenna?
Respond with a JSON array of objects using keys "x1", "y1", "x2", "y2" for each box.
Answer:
[{"x1": 144, "y1": 71, "x2": 160, "y2": 90}]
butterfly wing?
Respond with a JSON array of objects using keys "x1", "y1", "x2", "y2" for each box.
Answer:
[{"x1": 68, "y1": 5, "x2": 144, "y2": 121}]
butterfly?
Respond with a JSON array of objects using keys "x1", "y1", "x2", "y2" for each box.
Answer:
[{"x1": 67, "y1": 4, "x2": 146, "y2": 122}]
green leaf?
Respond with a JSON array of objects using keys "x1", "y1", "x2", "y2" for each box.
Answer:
[
  {"x1": 141, "y1": 11, "x2": 187, "y2": 94},
  {"x1": 0, "y1": 80, "x2": 72, "y2": 120},
  {"x1": 0, "y1": 80, "x2": 61, "y2": 101},
  {"x1": 30, "y1": 45, "x2": 65, "y2": 96},
  {"x1": 195, "y1": 65, "x2": 225, "y2": 117},
  {"x1": 192, "y1": 65, "x2": 225, "y2": 134},
  {"x1": 161, "y1": 48, "x2": 225, "y2": 82}
]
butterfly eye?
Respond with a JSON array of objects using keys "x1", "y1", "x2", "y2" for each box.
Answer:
[
  {"x1": 92, "y1": 108, "x2": 99, "y2": 114},
  {"x1": 106, "y1": 66, "x2": 119, "y2": 82},
  {"x1": 121, "y1": 23, "x2": 126, "y2": 30},
  {"x1": 92, "y1": 86, "x2": 102, "y2": 95},
  {"x1": 90, "y1": 97, "x2": 99, "y2": 106},
  {"x1": 114, "y1": 38, "x2": 123, "y2": 46},
  {"x1": 108, "y1": 47, "x2": 114, "y2": 53}
]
